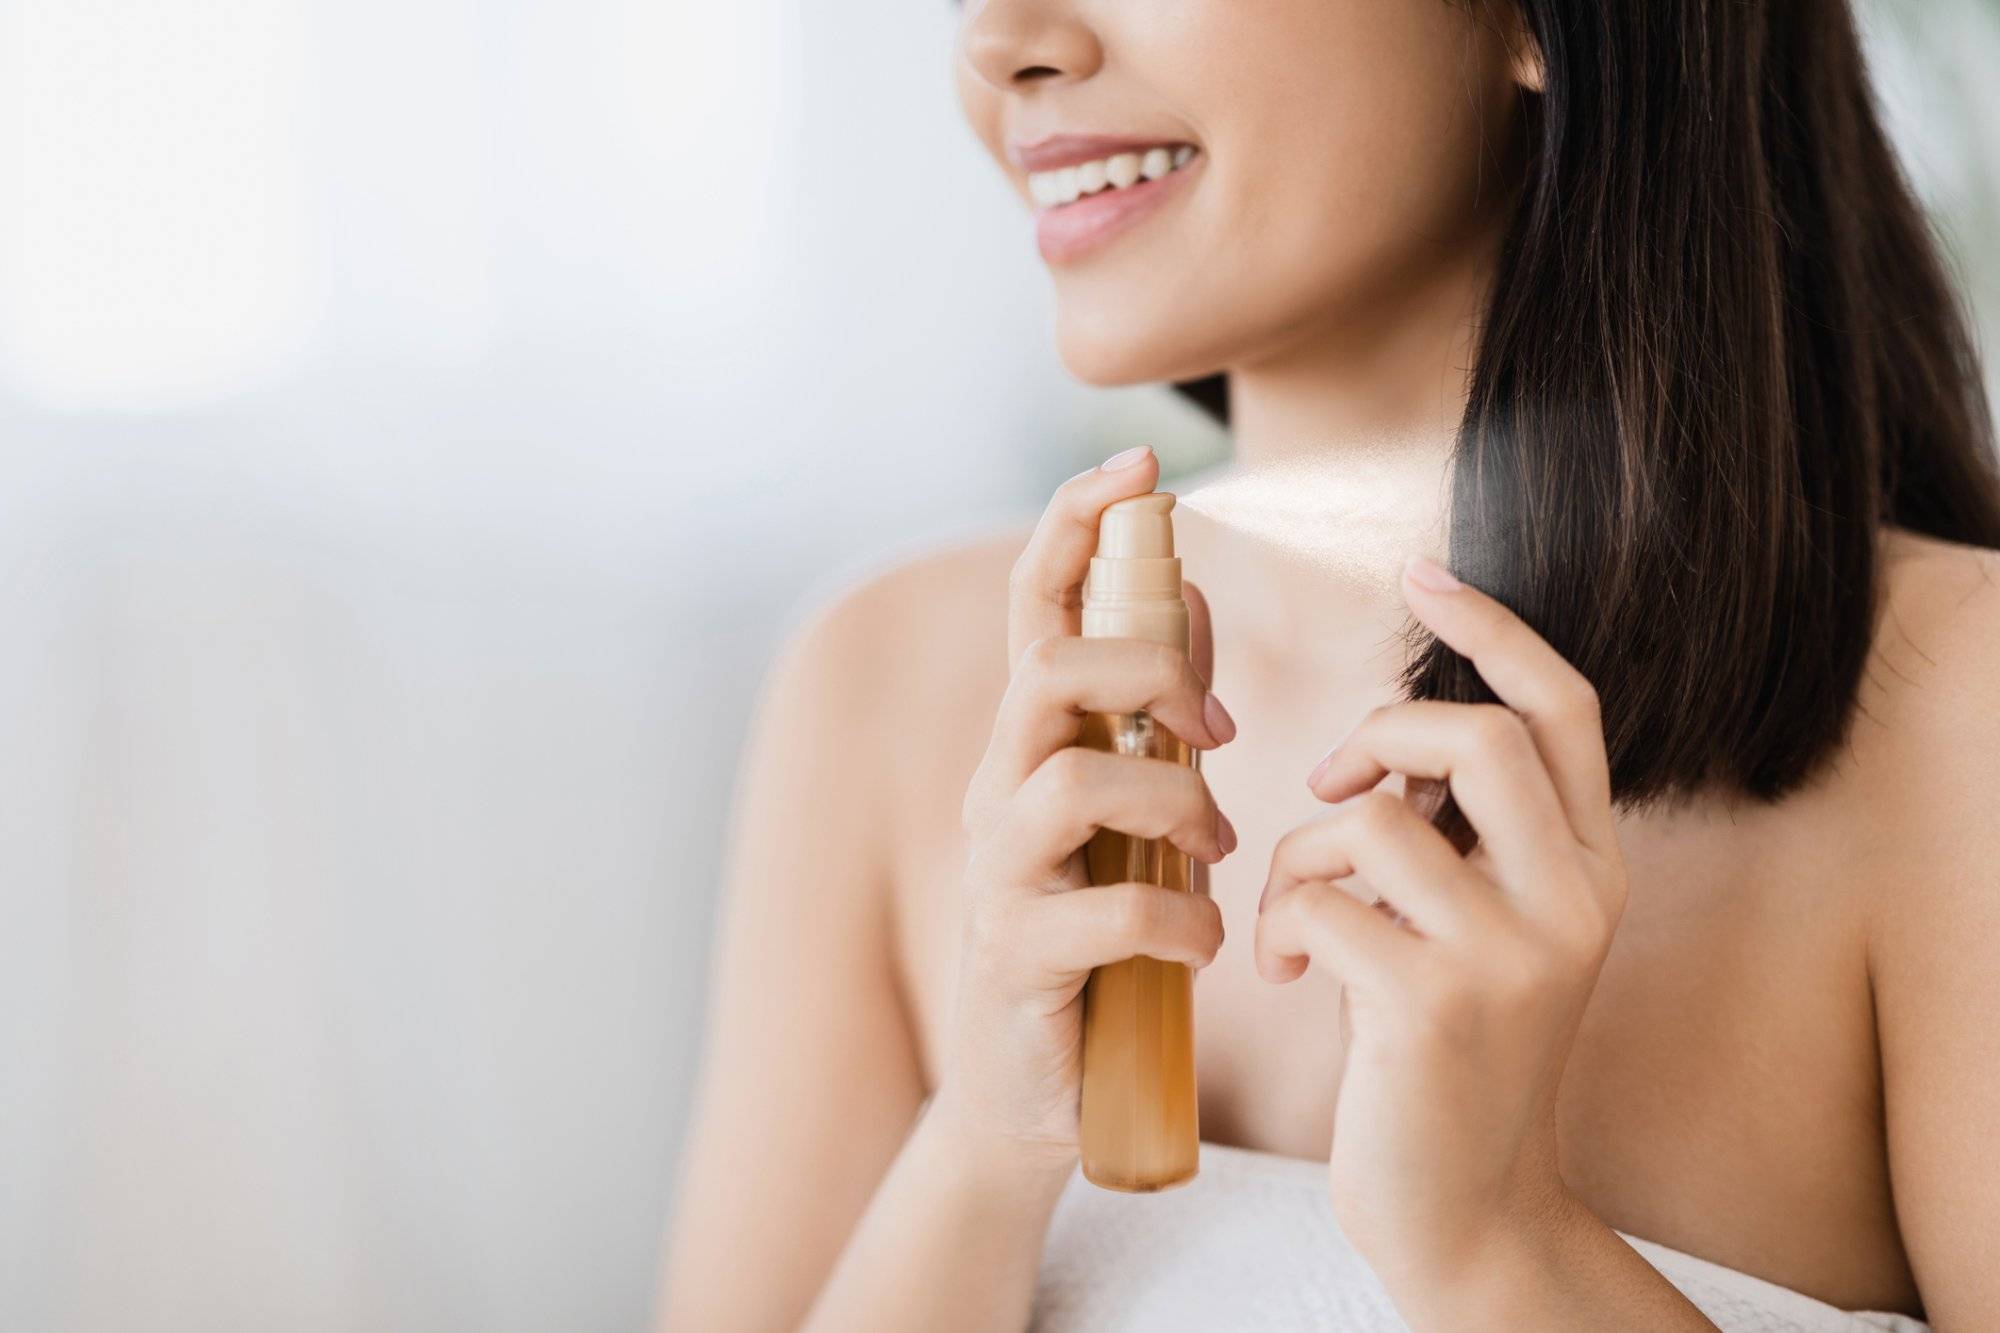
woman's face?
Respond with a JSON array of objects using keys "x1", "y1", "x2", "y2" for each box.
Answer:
[{"x1": 953, "y1": 1, "x2": 1536, "y2": 388}]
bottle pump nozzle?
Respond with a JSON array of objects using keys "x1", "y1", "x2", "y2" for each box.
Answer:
[{"x1": 1095, "y1": 491, "x2": 1177, "y2": 559}]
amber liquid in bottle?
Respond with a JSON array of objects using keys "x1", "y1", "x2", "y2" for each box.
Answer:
[
  {"x1": 1075, "y1": 489, "x2": 1201, "y2": 1193},
  {"x1": 1078, "y1": 710, "x2": 1201, "y2": 1191}
]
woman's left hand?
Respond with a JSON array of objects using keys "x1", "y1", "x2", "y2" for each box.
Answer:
[{"x1": 1256, "y1": 553, "x2": 1628, "y2": 1291}]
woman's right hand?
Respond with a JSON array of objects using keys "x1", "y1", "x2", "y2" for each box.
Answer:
[{"x1": 927, "y1": 446, "x2": 1239, "y2": 1181}]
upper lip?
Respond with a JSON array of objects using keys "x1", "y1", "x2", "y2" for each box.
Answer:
[{"x1": 1008, "y1": 132, "x2": 1193, "y2": 173}]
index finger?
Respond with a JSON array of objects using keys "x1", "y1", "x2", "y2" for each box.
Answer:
[
  {"x1": 1008, "y1": 445, "x2": 1161, "y2": 667},
  {"x1": 1400, "y1": 554, "x2": 1617, "y2": 855}
]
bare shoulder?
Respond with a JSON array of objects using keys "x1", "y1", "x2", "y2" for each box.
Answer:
[
  {"x1": 1851, "y1": 543, "x2": 2000, "y2": 1328},
  {"x1": 1862, "y1": 525, "x2": 2000, "y2": 766},
  {"x1": 773, "y1": 523, "x2": 1031, "y2": 833},
  {"x1": 1848, "y1": 524, "x2": 2000, "y2": 920},
  {"x1": 782, "y1": 524, "x2": 1028, "y2": 708},
  {"x1": 659, "y1": 527, "x2": 1032, "y2": 1331}
]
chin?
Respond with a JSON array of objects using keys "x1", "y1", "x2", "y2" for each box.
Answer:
[{"x1": 1051, "y1": 301, "x2": 1232, "y2": 390}]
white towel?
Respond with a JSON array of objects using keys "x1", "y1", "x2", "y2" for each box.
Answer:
[{"x1": 1031, "y1": 1140, "x2": 1928, "y2": 1332}]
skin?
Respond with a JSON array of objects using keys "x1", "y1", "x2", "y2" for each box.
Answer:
[{"x1": 658, "y1": 2, "x2": 2000, "y2": 1328}]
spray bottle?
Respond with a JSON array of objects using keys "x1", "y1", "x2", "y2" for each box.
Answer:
[{"x1": 1077, "y1": 491, "x2": 1201, "y2": 1192}]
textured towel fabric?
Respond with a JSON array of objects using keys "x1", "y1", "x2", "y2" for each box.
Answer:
[{"x1": 1031, "y1": 1141, "x2": 1929, "y2": 1332}]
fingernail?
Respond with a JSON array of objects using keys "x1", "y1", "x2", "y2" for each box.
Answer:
[
  {"x1": 1202, "y1": 691, "x2": 1236, "y2": 743},
  {"x1": 1404, "y1": 553, "x2": 1462, "y2": 592},
  {"x1": 1306, "y1": 747, "x2": 1336, "y2": 788},
  {"x1": 1099, "y1": 444, "x2": 1152, "y2": 472},
  {"x1": 1216, "y1": 811, "x2": 1238, "y2": 854}
]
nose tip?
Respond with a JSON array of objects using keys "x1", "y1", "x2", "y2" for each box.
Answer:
[{"x1": 958, "y1": 4, "x2": 1103, "y2": 92}]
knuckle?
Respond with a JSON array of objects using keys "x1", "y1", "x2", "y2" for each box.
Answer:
[
  {"x1": 1109, "y1": 886, "x2": 1168, "y2": 939},
  {"x1": 1192, "y1": 910, "x2": 1225, "y2": 962},
  {"x1": 962, "y1": 891, "x2": 1018, "y2": 954},
  {"x1": 1344, "y1": 789, "x2": 1406, "y2": 838},
  {"x1": 1345, "y1": 704, "x2": 1390, "y2": 745},
  {"x1": 1555, "y1": 899, "x2": 1603, "y2": 955},
  {"x1": 1005, "y1": 556, "x2": 1039, "y2": 602},
  {"x1": 1559, "y1": 889, "x2": 1618, "y2": 960},
  {"x1": 1573, "y1": 881, "x2": 1614, "y2": 934},
  {"x1": 1167, "y1": 892, "x2": 1222, "y2": 956},
  {"x1": 1154, "y1": 642, "x2": 1200, "y2": 697},
  {"x1": 1129, "y1": 636, "x2": 1175, "y2": 680},
  {"x1": 1052, "y1": 467, "x2": 1096, "y2": 501},
  {"x1": 1470, "y1": 703, "x2": 1529, "y2": 754},
  {"x1": 1599, "y1": 866, "x2": 1630, "y2": 920},
  {"x1": 1171, "y1": 762, "x2": 1217, "y2": 814},
  {"x1": 1018, "y1": 633, "x2": 1065, "y2": 677},
  {"x1": 959, "y1": 842, "x2": 994, "y2": 892},
  {"x1": 1270, "y1": 822, "x2": 1310, "y2": 873},
  {"x1": 1257, "y1": 881, "x2": 1292, "y2": 925},
  {"x1": 1000, "y1": 548, "x2": 1048, "y2": 592},
  {"x1": 1036, "y1": 745, "x2": 1094, "y2": 805},
  {"x1": 1196, "y1": 894, "x2": 1225, "y2": 944},
  {"x1": 1565, "y1": 672, "x2": 1603, "y2": 721}
]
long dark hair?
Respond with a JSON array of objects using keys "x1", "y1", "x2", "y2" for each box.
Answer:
[{"x1": 1175, "y1": 0, "x2": 2000, "y2": 820}]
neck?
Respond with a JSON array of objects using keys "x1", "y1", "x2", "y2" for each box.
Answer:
[
  {"x1": 1173, "y1": 234, "x2": 1502, "y2": 676},
  {"x1": 1229, "y1": 234, "x2": 1495, "y2": 469}
]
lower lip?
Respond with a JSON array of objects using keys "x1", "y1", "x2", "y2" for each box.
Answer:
[{"x1": 1033, "y1": 155, "x2": 1201, "y2": 266}]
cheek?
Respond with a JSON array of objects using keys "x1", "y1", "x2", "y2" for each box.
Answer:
[
  {"x1": 1210, "y1": 8, "x2": 1516, "y2": 302},
  {"x1": 953, "y1": 64, "x2": 1004, "y2": 166},
  {"x1": 1053, "y1": 1, "x2": 1520, "y2": 383},
  {"x1": 1223, "y1": 77, "x2": 1507, "y2": 315}
]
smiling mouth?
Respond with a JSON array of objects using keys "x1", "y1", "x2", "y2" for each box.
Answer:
[{"x1": 1028, "y1": 144, "x2": 1201, "y2": 210}]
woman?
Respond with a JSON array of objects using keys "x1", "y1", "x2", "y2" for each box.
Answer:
[{"x1": 660, "y1": 1, "x2": 2000, "y2": 1328}]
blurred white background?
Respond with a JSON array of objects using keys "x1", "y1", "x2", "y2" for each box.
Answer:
[{"x1": 1, "y1": 2, "x2": 1993, "y2": 1330}]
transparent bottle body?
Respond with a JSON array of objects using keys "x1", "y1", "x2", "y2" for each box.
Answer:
[{"x1": 1077, "y1": 708, "x2": 1200, "y2": 1192}]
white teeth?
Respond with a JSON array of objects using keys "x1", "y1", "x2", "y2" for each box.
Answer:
[{"x1": 1026, "y1": 143, "x2": 1199, "y2": 209}]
